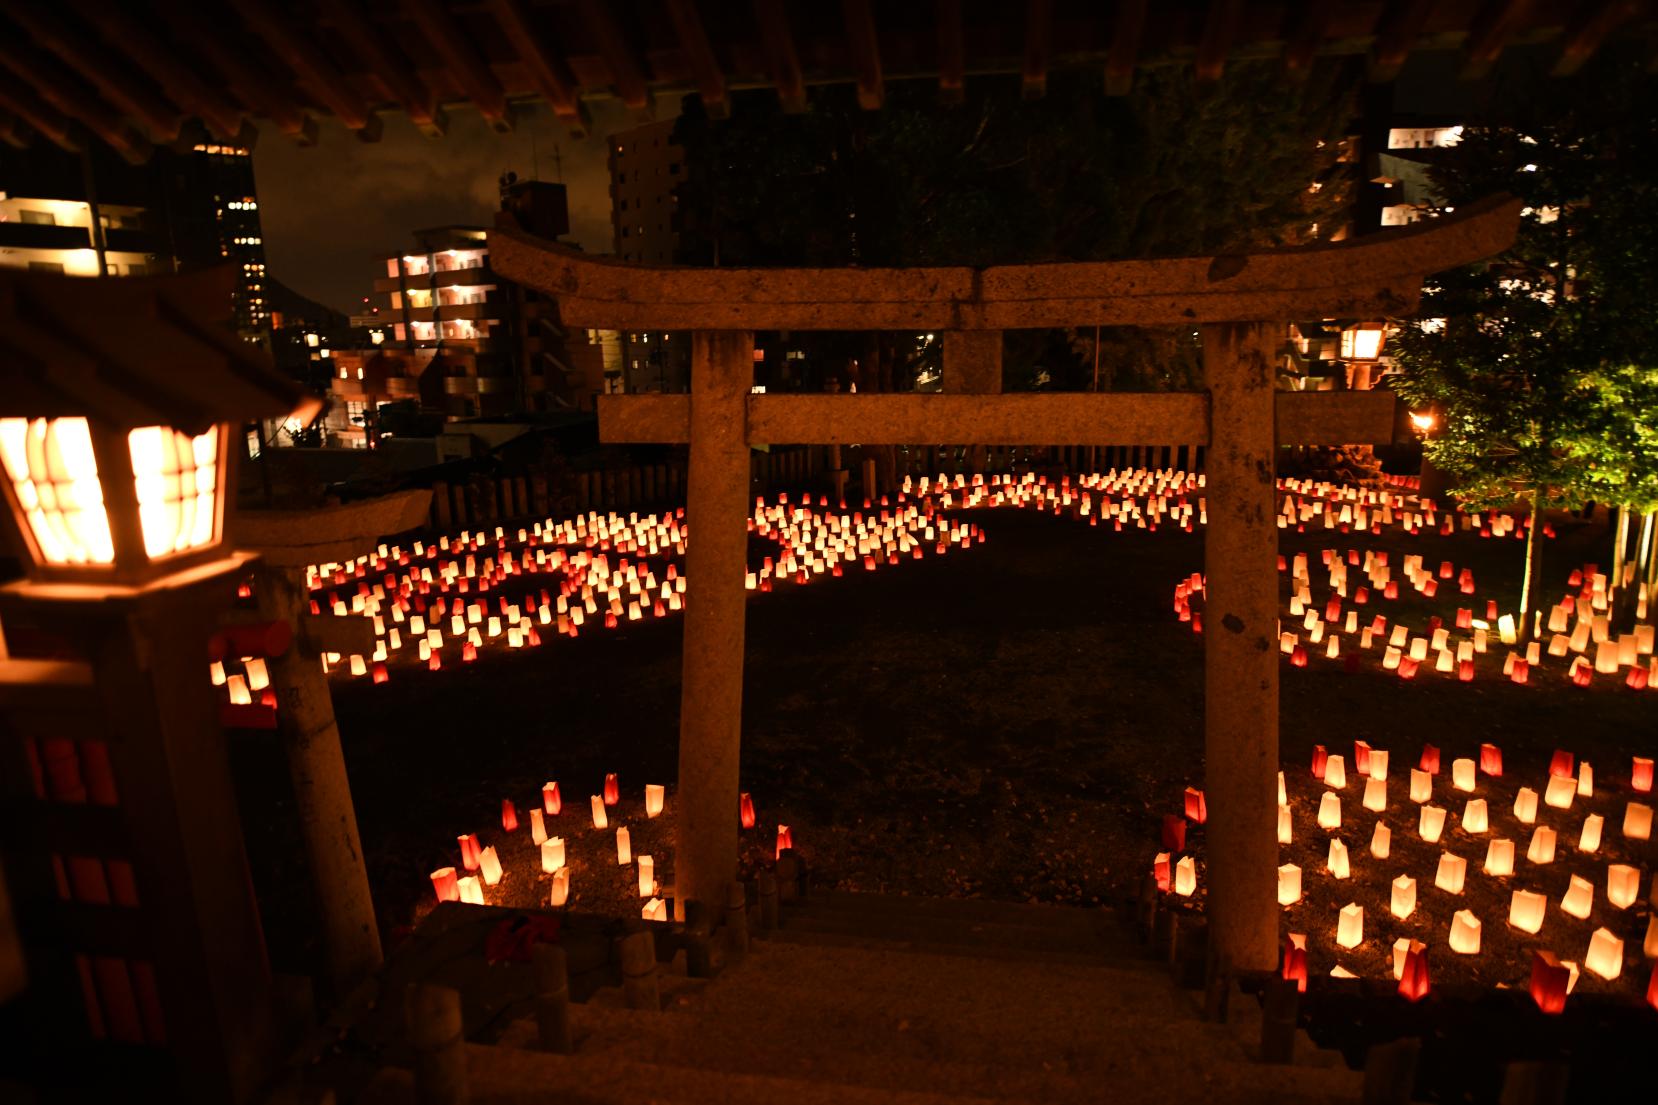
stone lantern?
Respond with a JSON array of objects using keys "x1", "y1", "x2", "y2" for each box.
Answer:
[{"x1": 0, "y1": 266, "x2": 316, "y2": 1104}]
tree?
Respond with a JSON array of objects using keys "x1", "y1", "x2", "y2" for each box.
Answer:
[{"x1": 1390, "y1": 55, "x2": 1658, "y2": 639}]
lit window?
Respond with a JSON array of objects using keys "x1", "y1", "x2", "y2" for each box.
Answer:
[
  {"x1": 127, "y1": 425, "x2": 219, "y2": 558},
  {"x1": 0, "y1": 417, "x2": 114, "y2": 564}
]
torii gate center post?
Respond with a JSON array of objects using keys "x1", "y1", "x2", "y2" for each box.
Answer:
[{"x1": 493, "y1": 197, "x2": 1521, "y2": 972}]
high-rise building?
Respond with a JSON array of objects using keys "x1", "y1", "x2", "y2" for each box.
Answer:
[
  {"x1": 320, "y1": 180, "x2": 603, "y2": 448},
  {"x1": 0, "y1": 143, "x2": 271, "y2": 341},
  {"x1": 607, "y1": 120, "x2": 690, "y2": 392}
]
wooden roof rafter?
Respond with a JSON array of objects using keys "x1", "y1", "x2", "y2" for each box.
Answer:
[
  {"x1": 3, "y1": 4, "x2": 183, "y2": 143},
  {"x1": 490, "y1": 0, "x2": 592, "y2": 137},
  {"x1": 232, "y1": 0, "x2": 382, "y2": 142},
  {"x1": 405, "y1": 0, "x2": 514, "y2": 133},
  {"x1": 665, "y1": 0, "x2": 730, "y2": 119},
  {"x1": 330, "y1": 0, "x2": 447, "y2": 138}
]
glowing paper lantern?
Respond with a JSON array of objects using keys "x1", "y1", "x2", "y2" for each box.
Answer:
[
  {"x1": 1354, "y1": 741, "x2": 1372, "y2": 776},
  {"x1": 642, "y1": 897, "x2": 667, "y2": 922},
  {"x1": 776, "y1": 824, "x2": 795, "y2": 859},
  {"x1": 590, "y1": 795, "x2": 608, "y2": 830},
  {"x1": 1370, "y1": 822, "x2": 1391, "y2": 859},
  {"x1": 1278, "y1": 771, "x2": 1287, "y2": 805},
  {"x1": 459, "y1": 833, "x2": 480, "y2": 872},
  {"x1": 478, "y1": 846, "x2": 503, "y2": 886},
  {"x1": 604, "y1": 773, "x2": 620, "y2": 806},
  {"x1": 1531, "y1": 950, "x2": 1570, "y2": 1013},
  {"x1": 1633, "y1": 756, "x2": 1654, "y2": 793},
  {"x1": 1435, "y1": 853, "x2": 1467, "y2": 894},
  {"x1": 1282, "y1": 933, "x2": 1308, "y2": 992},
  {"x1": 542, "y1": 781, "x2": 561, "y2": 815},
  {"x1": 1478, "y1": 743, "x2": 1503, "y2": 777},
  {"x1": 1391, "y1": 937, "x2": 1416, "y2": 980},
  {"x1": 430, "y1": 867, "x2": 459, "y2": 903},
  {"x1": 1153, "y1": 852, "x2": 1171, "y2": 893},
  {"x1": 1174, "y1": 856, "x2": 1196, "y2": 896},
  {"x1": 1585, "y1": 928, "x2": 1623, "y2": 980},
  {"x1": 1577, "y1": 762, "x2": 1593, "y2": 797},
  {"x1": 1327, "y1": 839, "x2": 1350, "y2": 879},
  {"x1": 501, "y1": 799, "x2": 519, "y2": 833},
  {"x1": 1311, "y1": 745, "x2": 1328, "y2": 779},
  {"x1": 540, "y1": 837, "x2": 565, "y2": 873},
  {"x1": 458, "y1": 876, "x2": 485, "y2": 905},
  {"x1": 531, "y1": 809, "x2": 547, "y2": 845},
  {"x1": 1449, "y1": 910, "x2": 1481, "y2": 955},
  {"x1": 1162, "y1": 814, "x2": 1188, "y2": 852},
  {"x1": 1645, "y1": 915, "x2": 1658, "y2": 959},
  {"x1": 1409, "y1": 769, "x2": 1432, "y2": 804},
  {"x1": 740, "y1": 792, "x2": 756, "y2": 829},
  {"x1": 1391, "y1": 875, "x2": 1416, "y2": 919},
  {"x1": 645, "y1": 784, "x2": 665, "y2": 819},
  {"x1": 1363, "y1": 777, "x2": 1387, "y2": 812},
  {"x1": 1278, "y1": 863, "x2": 1302, "y2": 906},
  {"x1": 1579, "y1": 813, "x2": 1603, "y2": 854},
  {"x1": 1277, "y1": 805, "x2": 1293, "y2": 844},
  {"x1": 1184, "y1": 787, "x2": 1208, "y2": 824},
  {"x1": 1543, "y1": 775, "x2": 1575, "y2": 810},
  {"x1": 1420, "y1": 745, "x2": 1441, "y2": 774},
  {"x1": 637, "y1": 855, "x2": 655, "y2": 897},
  {"x1": 1336, "y1": 903, "x2": 1363, "y2": 949},
  {"x1": 1527, "y1": 826, "x2": 1557, "y2": 865},
  {"x1": 1419, "y1": 805, "x2": 1446, "y2": 843},
  {"x1": 1399, "y1": 944, "x2": 1430, "y2": 1002},
  {"x1": 1625, "y1": 802, "x2": 1653, "y2": 841},
  {"x1": 1510, "y1": 890, "x2": 1546, "y2": 934},
  {"x1": 1513, "y1": 788, "x2": 1538, "y2": 824},
  {"x1": 1318, "y1": 793, "x2": 1342, "y2": 830},
  {"x1": 616, "y1": 827, "x2": 632, "y2": 865},
  {"x1": 1324, "y1": 755, "x2": 1347, "y2": 789},
  {"x1": 1608, "y1": 864, "x2": 1640, "y2": 909},
  {"x1": 1369, "y1": 750, "x2": 1389, "y2": 782},
  {"x1": 1561, "y1": 874, "x2": 1594, "y2": 920},
  {"x1": 1484, "y1": 838, "x2": 1514, "y2": 877},
  {"x1": 549, "y1": 867, "x2": 569, "y2": 907},
  {"x1": 1451, "y1": 758, "x2": 1476, "y2": 792}
]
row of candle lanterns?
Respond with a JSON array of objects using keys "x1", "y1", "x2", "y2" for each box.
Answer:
[{"x1": 1161, "y1": 738, "x2": 1656, "y2": 1009}]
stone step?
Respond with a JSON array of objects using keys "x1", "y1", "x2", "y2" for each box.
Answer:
[
  {"x1": 777, "y1": 894, "x2": 1125, "y2": 958},
  {"x1": 798, "y1": 890, "x2": 1122, "y2": 938},
  {"x1": 761, "y1": 922, "x2": 1145, "y2": 970}
]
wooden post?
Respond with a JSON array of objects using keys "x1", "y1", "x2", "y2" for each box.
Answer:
[
  {"x1": 724, "y1": 880, "x2": 750, "y2": 960},
  {"x1": 944, "y1": 331, "x2": 1000, "y2": 473},
  {"x1": 1361, "y1": 1038, "x2": 1420, "y2": 1105},
  {"x1": 432, "y1": 482, "x2": 452, "y2": 529},
  {"x1": 405, "y1": 983, "x2": 467, "y2": 1105},
  {"x1": 758, "y1": 872, "x2": 778, "y2": 932},
  {"x1": 619, "y1": 928, "x2": 660, "y2": 1011},
  {"x1": 1260, "y1": 976, "x2": 1298, "y2": 1064},
  {"x1": 532, "y1": 943, "x2": 572, "y2": 1054},
  {"x1": 1201, "y1": 321, "x2": 1280, "y2": 973},
  {"x1": 674, "y1": 331, "x2": 752, "y2": 923},
  {"x1": 682, "y1": 898, "x2": 714, "y2": 978},
  {"x1": 255, "y1": 566, "x2": 383, "y2": 995}
]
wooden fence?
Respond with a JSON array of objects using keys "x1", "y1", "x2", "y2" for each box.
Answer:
[{"x1": 418, "y1": 443, "x2": 1204, "y2": 532}]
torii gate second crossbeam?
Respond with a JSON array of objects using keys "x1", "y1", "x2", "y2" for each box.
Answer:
[{"x1": 491, "y1": 196, "x2": 1521, "y2": 974}]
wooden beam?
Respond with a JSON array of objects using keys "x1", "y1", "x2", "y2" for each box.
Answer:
[
  {"x1": 1105, "y1": 0, "x2": 1147, "y2": 96},
  {"x1": 0, "y1": 42, "x2": 149, "y2": 163},
  {"x1": 330, "y1": 0, "x2": 446, "y2": 137},
  {"x1": 754, "y1": 0, "x2": 807, "y2": 112},
  {"x1": 580, "y1": 0, "x2": 653, "y2": 117},
  {"x1": 842, "y1": 0, "x2": 885, "y2": 110},
  {"x1": 155, "y1": 0, "x2": 314, "y2": 146},
  {"x1": 1279, "y1": 0, "x2": 1333, "y2": 79},
  {"x1": 1552, "y1": 0, "x2": 1641, "y2": 76},
  {"x1": 597, "y1": 391, "x2": 1396, "y2": 448},
  {"x1": 1195, "y1": 0, "x2": 1244, "y2": 84},
  {"x1": 234, "y1": 0, "x2": 381, "y2": 141},
  {"x1": 405, "y1": 0, "x2": 513, "y2": 132},
  {"x1": 490, "y1": 0, "x2": 591, "y2": 137},
  {"x1": 1022, "y1": 0, "x2": 1051, "y2": 100},
  {"x1": 0, "y1": 108, "x2": 31, "y2": 149},
  {"x1": 65, "y1": 0, "x2": 244, "y2": 141},
  {"x1": 0, "y1": 68, "x2": 83, "y2": 152},
  {"x1": 1461, "y1": 0, "x2": 1534, "y2": 80},
  {"x1": 492, "y1": 195, "x2": 1523, "y2": 332},
  {"x1": 936, "y1": 0, "x2": 965, "y2": 104},
  {"x1": 664, "y1": 0, "x2": 729, "y2": 119},
  {"x1": 1369, "y1": 0, "x2": 1437, "y2": 83},
  {"x1": 5, "y1": 4, "x2": 183, "y2": 140}
]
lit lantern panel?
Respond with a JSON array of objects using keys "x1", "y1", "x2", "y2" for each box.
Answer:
[
  {"x1": 128, "y1": 425, "x2": 220, "y2": 557},
  {"x1": 0, "y1": 417, "x2": 114, "y2": 564}
]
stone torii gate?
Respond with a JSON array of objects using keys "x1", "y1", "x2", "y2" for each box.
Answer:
[{"x1": 492, "y1": 196, "x2": 1520, "y2": 972}]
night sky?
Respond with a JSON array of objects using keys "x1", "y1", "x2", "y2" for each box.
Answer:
[{"x1": 254, "y1": 97, "x2": 662, "y2": 314}]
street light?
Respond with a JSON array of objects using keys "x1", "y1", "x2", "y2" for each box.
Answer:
[{"x1": 1339, "y1": 321, "x2": 1389, "y2": 390}]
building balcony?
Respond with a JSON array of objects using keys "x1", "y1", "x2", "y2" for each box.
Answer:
[
  {"x1": 397, "y1": 301, "x2": 496, "y2": 323},
  {"x1": 0, "y1": 223, "x2": 91, "y2": 250},
  {"x1": 371, "y1": 265, "x2": 492, "y2": 294},
  {"x1": 386, "y1": 377, "x2": 421, "y2": 398}
]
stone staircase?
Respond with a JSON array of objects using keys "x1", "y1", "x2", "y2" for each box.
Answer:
[{"x1": 354, "y1": 891, "x2": 1363, "y2": 1104}]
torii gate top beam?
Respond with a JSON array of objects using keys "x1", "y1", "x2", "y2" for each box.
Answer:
[{"x1": 490, "y1": 195, "x2": 1520, "y2": 332}]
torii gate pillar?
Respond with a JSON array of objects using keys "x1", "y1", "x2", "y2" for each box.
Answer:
[
  {"x1": 674, "y1": 330, "x2": 754, "y2": 920},
  {"x1": 1201, "y1": 322, "x2": 1280, "y2": 971}
]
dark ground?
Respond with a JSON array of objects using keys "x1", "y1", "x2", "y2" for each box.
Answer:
[{"x1": 231, "y1": 496, "x2": 1655, "y2": 985}]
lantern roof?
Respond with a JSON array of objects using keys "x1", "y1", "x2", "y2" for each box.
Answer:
[{"x1": 0, "y1": 265, "x2": 318, "y2": 434}]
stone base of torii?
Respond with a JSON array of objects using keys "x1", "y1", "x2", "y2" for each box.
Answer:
[{"x1": 491, "y1": 196, "x2": 1520, "y2": 973}]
